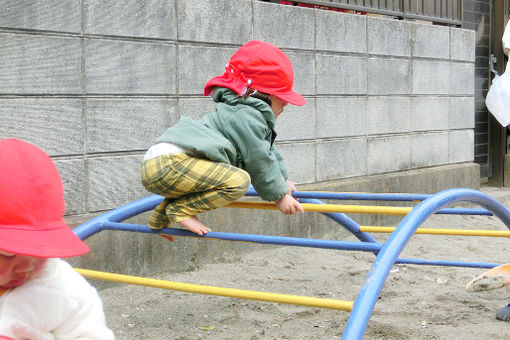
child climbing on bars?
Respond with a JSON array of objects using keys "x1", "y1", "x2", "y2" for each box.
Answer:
[
  {"x1": 141, "y1": 40, "x2": 305, "y2": 238},
  {"x1": 0, "y1": 139, "x2": 114, "y2": 340}
]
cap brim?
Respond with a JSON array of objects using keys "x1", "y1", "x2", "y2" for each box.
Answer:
[
  {"x1": 273, "y1": 90, "x2": 306, "y2": 106},
  {"x1": 0, "y1": 219, "x2": 89, "y2": 258}
]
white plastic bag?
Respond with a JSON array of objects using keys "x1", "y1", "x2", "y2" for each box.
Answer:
[{"x1": 486, "y1": 59, "x2": 510, "y2": 127}]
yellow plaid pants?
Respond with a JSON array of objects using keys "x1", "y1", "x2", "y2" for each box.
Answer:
[{"x1": 141, "y1": 153, "x2": 250, "y2": 229}]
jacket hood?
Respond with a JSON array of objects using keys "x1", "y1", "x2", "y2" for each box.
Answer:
[{"x1": 212, "y1": 87, "x2": 276, "y2": 129}]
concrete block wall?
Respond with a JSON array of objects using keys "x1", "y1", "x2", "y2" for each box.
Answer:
[{"x1": 0, "y1": 0, "x2": 478, "y2": 275}]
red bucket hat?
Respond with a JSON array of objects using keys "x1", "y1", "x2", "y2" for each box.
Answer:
[
  {"x1": 204, "y1": 40, "x2": 306, "y2": 106},
  {"x1": 0, "y1": 139, "x2": 89, "y2": 258}
]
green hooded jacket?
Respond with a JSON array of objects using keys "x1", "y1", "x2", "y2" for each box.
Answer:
[{"x1": 155, "y1": 87, "x2": 289, "y2": 202}]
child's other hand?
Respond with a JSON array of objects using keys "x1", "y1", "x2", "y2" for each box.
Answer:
[{"x1": 275, "y1": 194, "x2": 304, "y2": 215}]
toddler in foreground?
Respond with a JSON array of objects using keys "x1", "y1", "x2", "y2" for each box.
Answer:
[{"x1": 0, "y1": 139, "x2": 114, "y2": 340}]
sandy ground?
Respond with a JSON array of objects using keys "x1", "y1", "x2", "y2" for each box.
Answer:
[{"x1": 99, "y1": 186, "x2": 510, "y2": 339}]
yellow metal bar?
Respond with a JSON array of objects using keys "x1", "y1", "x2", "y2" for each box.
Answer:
[
  {"x1": 360, "y1": 226, "x2": 510, "y2": 238},
  {"x1": 75, "y1": 268, "x2": 353, "y2": 311},
  {"x1": 227, "y1": 201, "x2": 411, "y2": 216}
]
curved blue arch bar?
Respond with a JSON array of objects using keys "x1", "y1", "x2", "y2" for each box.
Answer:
[{"x1": 342, "y1": 188, "x2": 510, "y2": 340}]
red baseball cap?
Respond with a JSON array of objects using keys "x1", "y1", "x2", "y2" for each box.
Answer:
[
  {"x1": 204, "y1": 40, "x2": 306, "y2": 106},
  {"x1": 0, "y1": 139, "x2": 89, "y2": 258}
]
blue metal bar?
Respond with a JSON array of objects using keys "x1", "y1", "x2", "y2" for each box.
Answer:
[
  {"x1": 74, "y1": 195, "x2": 163, "y2": 240},
  {"x1": 342, "y1": 188, "x2": 510, "y2": 340},
  {"x1": 395, "y1": 258, "x2": 502, "y2": 269},
  {"x1": 100, "y1": 222, "x2": 384, "y2": 252},
  {"x1": 74, "y1": 194, "x2": 380, "y2": 243},
  {"x1": 245, "y1": 187, "x2": 432, "y2": 201},
  {"x1": 299, "y1": 198, "x2": 378, "y2": 243},
  {"x1": 73, "y1": 194, "x2": 376, "y2": 243},
  {"x1": 245, "y1": 187, "x2": 491, "y2": 215},
  {"x1": 435, "y1": 207, "x2": 491, "y2": 215},
  {"x1": 74, "y1": 189, "x2": 490, "y2": 241},
  {"x1": 90, "y1": 221, "x2": 503, "y2": 269}
]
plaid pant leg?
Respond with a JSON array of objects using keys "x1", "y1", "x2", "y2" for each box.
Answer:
[{"x1": 141, "y1": 153, "x2": 250, "y2": 228}]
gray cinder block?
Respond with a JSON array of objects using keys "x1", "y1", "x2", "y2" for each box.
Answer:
[
  {"x1": 368, "y1": 58, "x2": 411, "y2": 95},
  {"x1": 0, "y1": 0, "x2": 80, "y2": 33},
  {"x1": 286, "y1": 51, "x2": 315, "y2": 96},
  {"x1": 254, "y1": 1, "x2": 314, "y2": 49},
  {"x1": 87, "y1": 155, "x2": 149, "y2": 212},
  {"x1": 367, "y1": 96, "x2": 411, "y2": 135},
  {"x1": 449, "y1": 97, "x2": 475, "y2": 129},
  {"x1": 0, "y1": 34, "x2": 81, "y2": 94},
  {"x1": 178, "y1": 97, "x2": 217, "y2": 120},
  {"x1": 83, "y1": 0, "x2": 176, "y2": 39},
  {"x1": 368, "y1": 17, "x2": 411, "y2": 57},
  {"x1": 277, "y1": 97, "x2": 315, "y2": 141},
  {"x1": 316, "y1": 55, "x2": 367, "y2": 95},
  {"x1": 411, "y1": 132, "x2": 449, "y2": 167},
  {"x1": 412, "y1": 60, "x2": 450, "y2": 95},
  {"x1": 0, "y1": 98, "x2": 83, "y2": 155},
  {"x1": 413, "y1": 23, "x2": 450, "y2": 59},
  {"x1": 450, "y1": 28, "x2": 476, "y2": 62},
  {"x1": 177, "y1": 45, "x2": 236, "y2": 95},
  {"x1": 449, "y1": 62, "x2": 475, "y2": 96},
  {"x1": 317, "y1": 138, "x2": 367, "y2": 181},
  {"x1": 316, "y1": 10, "x2": 366, "y2": 53},
  {"x1": 449, "y1": 129, "x2": 474, "y2": 163},
  {"x1": 84, "y1": 39, "x2": 176, "y2": 94},
  {"x1": 317, "y1": 97, "x2": 367, "y2": 138},
  {"x1": 276, "y1": 142, "x2": 316, "y2": 184},
  {"x1": 86, "y1": 98, "x2": 178, "y2": 153},
  {"x1": 55, "y1": 158, "x2": 87, "y2": 215},
  {"x1": 411, "y1": 97, "x2": 449, "y2": 132},
  {"x1": 367, "y1": 135, "x2": 411, "y2": 174},
  {"x1": 178, "y1": 0, "x2": 252, "y2": 44}
]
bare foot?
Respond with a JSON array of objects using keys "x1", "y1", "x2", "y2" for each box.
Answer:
[{"x1": 178, "y1": 217, "x2": 212, "y2": 236}]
